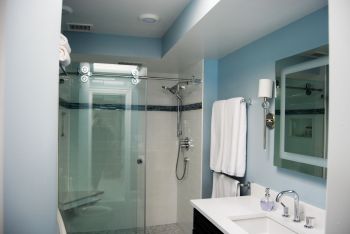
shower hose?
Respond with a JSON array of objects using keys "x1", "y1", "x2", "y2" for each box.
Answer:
[{"x1": 175, "y1": 140, "x2": 188, "y2": 180}]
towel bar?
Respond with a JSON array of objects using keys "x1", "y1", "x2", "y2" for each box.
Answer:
[
  {"x1": 241, "y1": 98, "x2": 252, "y2": 105},
  {"x1": 211, "y1": 170, "x2": 251, "y2": 190},
  {"x1": 239, "y1": 181, "x2": 251, "y2": 189}
]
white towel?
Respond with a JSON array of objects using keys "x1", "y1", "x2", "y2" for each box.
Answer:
[
  {"x1": 57, "y1": 209, "x2": 67, "y2": 234},
  {"x1": 210, "y1": 97, "x2": 247, "y2": 177},
  {"x1": 60, "y1": 34, "x2": 71, "y2": 53},
  {"x1": 59, "y1": 46, "x2": 71, "y2": 67},
  {"x1": 210, "y1": 100, "x2": 225, "y2": 172},
  {"x1": 211, "y1": 172, "x2": 240, "y2": 198}
]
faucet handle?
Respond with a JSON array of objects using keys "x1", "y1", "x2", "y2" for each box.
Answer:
[
  {"x1": 304, "y1": 216, "x2": 315, "y2": 229},
  {"x1": 280, "y1": 202, "x2": 289, "y2": 217}
]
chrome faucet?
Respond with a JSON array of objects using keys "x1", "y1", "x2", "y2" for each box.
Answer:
[{"x1": 275, "y1": 190, "x2": 300, "y2": 222}]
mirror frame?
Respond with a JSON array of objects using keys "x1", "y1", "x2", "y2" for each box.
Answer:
[
  {"x1": 274, "y1": 46, "x2": 328, "y2": 179},
  {"x1": 280, "y1": 57, "x2": 328, "y2": 168}
]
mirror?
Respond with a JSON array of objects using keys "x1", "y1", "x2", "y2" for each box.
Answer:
[{"x1": 274, "y1": 45, "x2": 328, "y2": 178}]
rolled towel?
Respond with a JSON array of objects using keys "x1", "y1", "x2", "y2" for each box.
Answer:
[
  {"x1": 60, "y1": 34, "x2": 71, "y2": 53},
  {"x1": 59, "y1": 46, "x2": 71, "y2": 67}
]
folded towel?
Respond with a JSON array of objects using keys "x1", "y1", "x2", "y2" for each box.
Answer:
[
  {"x1": 211, "y1": 172, "x2": 240, "y2": 198},
  {"x1": 60, "y1": 34, "x2": 71, "y2": 53},
  {"x1": 210, "y1": 97, "x2": 247, "y2": 177},
  {"x1": 59, "y1": 46, "x2": 71, "y2": 67}
]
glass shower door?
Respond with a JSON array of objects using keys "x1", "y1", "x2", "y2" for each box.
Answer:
[{"x1": 58, "y1": 74, "x2": 146, "y2": 233}]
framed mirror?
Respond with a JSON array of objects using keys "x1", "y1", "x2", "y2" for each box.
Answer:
[{"x1": 274, "y1": 45, "x2": 328, "y2": 178}]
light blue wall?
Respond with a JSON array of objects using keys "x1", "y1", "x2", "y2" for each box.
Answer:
[
  {"x1": 162, "y1": 0, "x2": 220, "y2": 55},
  {"x1": 202, "y1": 59, "x2": 218, "y2": 198},
  {"x1": 65, "y1": 32, "x2": 162, "y2": 59},
  {"x1": 217, "y1": 7, "x2": 328, "y2": 208},
  {"x1": 3, "y1": 0, "x2": 62, "y2": 232}
]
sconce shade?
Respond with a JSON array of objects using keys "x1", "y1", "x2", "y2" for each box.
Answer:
[{"x1": 258, "y1": 79, "x2": 273, "y2": 98}]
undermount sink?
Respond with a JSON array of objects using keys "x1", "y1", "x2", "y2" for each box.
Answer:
[{"x1": 232, "y1": 216, "x2": 297, "y2": 234}]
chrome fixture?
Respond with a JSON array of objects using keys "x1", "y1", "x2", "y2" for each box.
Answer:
[
  {"x1": 180, "y1": 137, "x2": 194, "y2": 151},
  {"x1": 162, "y1": 85, "x2": 184, "y2": 102},
  {"x1": 258, "y1": 79, "x2": 275, "y2": 150},
  {"x1": 280, "y1": 202, "x2": 289, "y2": 217},
  {"x1": 240, "y1": 98, "x2": 252, "y2": 105},
  {"x1": 163, "y1": 82, "x2": 186, "y2": 180},
  {"x1": 162, "y1": 79, "x2": 201, "y2": 180},
  {"x1": 266, "y1": 113, "x2": 275, "y2": 129},
  {"x1": 162, "y1": 83, "x2": 185, "y2": 136},
  {"x1": 136, "y1": 158, "x2": 143, "y2": 164},
  {"x1": 304, "y1": 216, "x2": 315, "y2": 229},
  {"x1": 79, "y1": 62, "x2": 91, "y2": 83},
  {"x1": 276, "y1": 190, "x2": 301, "y2": 222}
]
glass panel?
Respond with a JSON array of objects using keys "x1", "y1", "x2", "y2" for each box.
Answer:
[
  {"x1": 284, "y1": 66, "x2": 327, "y2": 158},
  {"x1": 58, "y1": 72, "x2": 146, "y2": 233}
]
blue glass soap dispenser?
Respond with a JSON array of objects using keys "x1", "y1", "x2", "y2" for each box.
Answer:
[{"x1": 260, "y1": 188, "x2": 275, "y2": 211}]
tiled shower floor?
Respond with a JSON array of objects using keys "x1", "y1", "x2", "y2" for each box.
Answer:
[
  {"x1": 146, "y1": 223, "x2": 185, "y2": 234},
  {"x1": 70, "y1": 223, "x2": 185, "y2": 234}
]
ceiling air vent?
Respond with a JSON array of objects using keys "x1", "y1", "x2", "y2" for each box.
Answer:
[{"x1": 67, "y1": 23, "x2": 93, "y2": 32}]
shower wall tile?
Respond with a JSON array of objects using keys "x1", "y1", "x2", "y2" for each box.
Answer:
[
  {"x1": 146, "y1": 103, "x2": 178, "y2": 226},
  {"x1": 181, "y1": 61, "x2": 204, "y2": 105},
  {"x1": 146, "y1": 68, "x2": 203, "y2": 229},
  {"x1": 177, "y1": 110, "x2": 203, "y2": 234},
  {"x1": 177, "y1": 60, "x2": 203, "y2": 234}
]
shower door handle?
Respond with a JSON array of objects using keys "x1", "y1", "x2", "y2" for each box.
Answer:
[{"x1": 137, "y1": 158, "x2": 143, "y2": 164}]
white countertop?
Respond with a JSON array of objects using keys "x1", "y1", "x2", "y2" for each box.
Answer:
[{"x1": 191, "y1": 184, "x2": 325, "y2": 234}]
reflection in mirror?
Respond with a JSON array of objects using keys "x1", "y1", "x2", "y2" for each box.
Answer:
[{"x1": 274, "y1": 45, "x2": 328, "y2": 178}]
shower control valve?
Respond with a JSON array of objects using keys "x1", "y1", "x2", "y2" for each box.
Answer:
[{"x1": 180, "y1": 137, "x2": 194, "y2": 151}]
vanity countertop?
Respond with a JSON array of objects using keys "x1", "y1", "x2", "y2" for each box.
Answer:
[{"x1": 191, "y1": 185, "x2": 325, "y2": 234}]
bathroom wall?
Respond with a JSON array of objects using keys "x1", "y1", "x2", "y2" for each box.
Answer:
[
  {"x1": 202, "y1": 59, "x2": 218, "y2": 198},
  {"x1": 66, "y1": 32, "x2": 162, "y2": 59},
  {"x1": 177, "y1": 61, "x2": 203, "y2": 234},
  {"x1": 217, "y1": 7, "x2": 328, "y2": 208},
  {"x1": 145, "y1": 76, "x2": 178, "y2": 226},
  {"x1": 0, "y1": 0, "x2": 4, "y2": 230},
  {"x1": 326, "y1": 1, "x2": 350, "y2": 232},
  {"x1": 3, "y1": 0, "x2": 62, "y2": 232}
]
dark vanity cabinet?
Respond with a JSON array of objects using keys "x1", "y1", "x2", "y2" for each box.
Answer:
[{"x1": 193, "y1": 209, "x2": 224, "y2": 234}]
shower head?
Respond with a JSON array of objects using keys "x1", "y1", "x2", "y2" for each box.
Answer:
[
  {"x1": 162, "y1": 85, "x2": 183, "y2": 101},
  {"x1": 162, "y1": 85, "x2": 175, "y2": 94}
]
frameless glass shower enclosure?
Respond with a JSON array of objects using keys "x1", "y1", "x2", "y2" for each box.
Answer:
[{"x1": 58, "y1": 67, "x2": 146, "y2": 233}]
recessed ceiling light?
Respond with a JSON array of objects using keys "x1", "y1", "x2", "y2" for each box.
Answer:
[{"x1": 139, "y1": 14, "x2": 159, "y2": 24}]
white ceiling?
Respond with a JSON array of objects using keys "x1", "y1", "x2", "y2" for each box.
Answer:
[
  {"x1": 62, "y1": 0, "x2": 191, "y2": 38},
  {"x1": 69, "y1": 0, "x2": 328, "y2": 73},
  {"x1": 158, "y1": 0, "x2": 328, "y2": 71}
]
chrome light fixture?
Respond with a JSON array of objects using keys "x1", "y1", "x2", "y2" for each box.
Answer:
[{"x1": 258, "y1": 79, "x2": 275, "y2": 150}]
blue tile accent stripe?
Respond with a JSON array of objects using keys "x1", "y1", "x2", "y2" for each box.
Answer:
[
  {"x1": 275, "y1": 109, "x2": 325, "y2": 115},
  {"x1": 59, "y1": 98, "x2": 202, "y2": 112}
]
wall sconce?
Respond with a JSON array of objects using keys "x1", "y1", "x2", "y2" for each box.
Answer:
[{"x1": 258, "y1": 79, "x2": 275, "y2": 150}]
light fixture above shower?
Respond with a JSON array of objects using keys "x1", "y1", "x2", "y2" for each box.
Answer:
[
  {"x1": 78, "y1": 62, "x2": 147, "y2": 85},
  {"x1": 92, "y1": 63, "x2": 139, "y2": 74}
]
